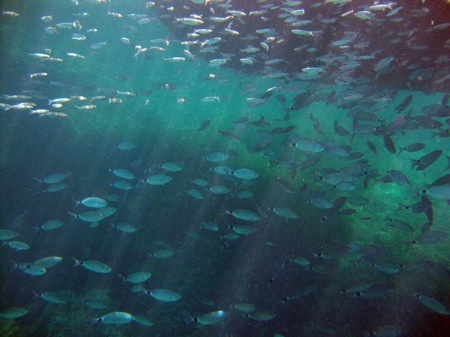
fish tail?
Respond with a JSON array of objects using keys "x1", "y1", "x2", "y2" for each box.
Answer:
[
  {"x1": 9, "y1": 259, "x2": 18, "y2": 271},
  {"x1": 72, "y1": 257, "x2": 81, "y2": 267},
  {"x1": 67, "y1": 211, "x2": 78, "y2": 219},
  {"x1": 181, "y1": 312, "x2": 194, "y2": 324}
]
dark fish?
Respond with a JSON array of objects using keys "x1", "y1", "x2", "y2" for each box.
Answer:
[
  {"x1": 340, "y1": 160, "x2": 371, "y2": 177},
  {"x1": 385, "y1": 217, "x2": 414, "y2": 232},
  {"x1": 360, "y1": 246, "x2": 387, "y2": 262},
  {"x1": 275, "y1": 177, "x2": 295, "y2": 194},
  {"x1": 234, "y1": 116, "x2": 250, "y2": 124},
  {"x1": 321, "y1": 197, "x2": 347, "y2": 222},
  {"x1": 346, "y1": 196, "x2": 369, "y2": 205},
  {"x1": 248, "y1": 139, "x2": 270, "y2": 153},
  {"x1": 430, "y1": 174, "x2": 450, "y2": 186},
  {"x1": 283, "y1": 109, "x2": 291, "y2": 121},
  {"x1": 411, "y1": 150, "x2": 442, "y2": 171},
  {"x1": 268, "y1": 254, "x2": 288, "y2": 286},
  {"x1": 355, "y1": 111, "x2": 380, "y2": 123},
  {"x1": 442, "y1": 93, "x2": 449, "y2": 107},
  {"x1": 385, "y1": 116, "x2": 406, "y2": 135},
  {"x1": 271, "y1": 127, "x2": 284, "y2": 134},
  {"x1": 421, "y1": 221, "x2": 433, "y2": 235},
  {"x1": 395, "y1": 95, "x2": 412, "y2": 112},
  {"x1": 414, "y1": 116, "x2": 443, "y2": 129},
  {"x1": 411, "y1": 231, "x2": 448, "y2": 244},
  {"x1": 400, "y1": 196, "x2": 431, "y2": 213},
  {"x1": 383, "y1": 135, "x2": 396, "y2": 154},
  {"x1": 218, "y1": 128, "x2": 239, "y2": 140},
  {"x1": 387, "y1": 170, "x2": 409, "y2": 186},
  {"x1": 290, "y1": 165, "x2": 298, "y2": 179},
  {"x1": 281, "y1": 125, "x2": 296, "y2": 134},
  {"x1": 398, "y1": 142, "x2": 425, "y2": 153},
  {"x1": 197, "y1": 120, "x2": 211, "y2": 132},
  {"x1": 339, "y1": 208, "x2": 356, "y2": 215},
  {"x1": 291, "y1": 91, "x2": 313, "y2": 110},
  {"x1": 421, "y1": 104, "x2": 450, "y2": 117},
  {"x1": 312, "y1": 119, "x2": 324, "y2": 135},
  {"x1": 367, "y1": 141, "x2": 377, "y2": 154},
  {"x1": 326, "y1": 90, "x2": 336, "y2": 104},
  {"x1": 260, "y1": 90, "x2": 273, "y2": 100},
  {"x1": 249, "y1": 116, "x2": 271, "y2": 127},
  {"x1": 347, "y1": 152, "x2": 364, "y2": 160},
  {"x1": 333, "y1": 120, "x2": 349, "y2": 137},
  {"x1": 300, "y1": 155, "x2": 320, "y2": 171},
  {"x1": 363, "y1": 171, "x2": 377, "y2": 189},
  {"x1": 275, "y1": 94, "x2": 286, "y2": 105}
]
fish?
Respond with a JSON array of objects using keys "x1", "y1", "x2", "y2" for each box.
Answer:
[
  {"x1": 111, "y1": 180, "x2": 133, "y2": 191},
  {"x1": 160, "y1": 162, "x2": 183, "y2": 172},
  {"x1": 205, "y1": 152, "x2": 229, "y2": 163},
  {"x1": 35, "y1": 292, "x2": 66, "y2": 304},
  {"x1": 201, "y1": 96, "x2": 220, "y2": 102},
  {"x1": 247, "y1": 311, "x2": 276, "y2": 321},
  {"x1": 0, "y1": 229, "x2": 19, "y2": 241},
  {"x1": 188, "y1": 189, "x2": 204, "y2": 199},
  {"x1": 76, "y1": 197, "x2": 108, "y2": 208},
  {"x1": 421, "y1": 186, "x2": 450, "y2": 200},
  {"x1": 0, "y1": 307, "x2": 29, "y2": 319},
  {"x1": 293, "y1": 256, "x2": 310, "y2": 267},
  {"x1": 387, "y1": 170, "x2": 410, "y2": 186},
  {"x1": 37, "y1": 219, "x2": 65, "y2": 231},
  {"x1": 229, "y1": 224, "x2": 257, "y2": 235},
  {"x1": 151, "y1": 249, "x2": 175, "y2": 259},
  {"x1": 34, "y1": 173, "x2": 67, "y2": 184},
  {"x1": 147, "y1": 288, "x2": 182, "y2": 302},
  {"x1": 418, "y1": 295, "x2": 450, "y2": 315},
  {"x1": 270, "y1": 207, "x2": 300, "y2": 219},
  {"x1": 197, "y1": 120, "x2": 212, "y2": 132},
  {"x1": 291, "y1": 138, "x2": 324, "y2": 153},
  {"x1": 115, "y1": 141, "x2": 137, "y2": 150},
  {"x1": 113, "y1": 223, "x2": 138, "y2": 233},
  {"x1": 395, "y1": 95, "x2": 412, "y2": 112},
  {"x1": 385, "y1": 217, "x2": 414, "y2": 232},
  {"x1": 176, "y1": 17, "x2": 204, "y2": 26},
  {"x1": 398, "y1": 142, "x2": 425, "y2": 153},
  {"x1": 227, "y1": 209, "x2": 261, "y2": 221},
  {"x1": 411, "y1": 231, "x2": 448, "y2": 244},
  {"x1": 144, "y1": 174, "x2": 173, "y2": 186},
  {"x1": 411, "y1": 150, "x2": 442, "y2": 171},
  {"x1": 5, "y1": 240, "x2": 30, "y2": 251},
  {"x1": 73, "y1": 258, "x2": 112, "y2": 273},
  {"x1": 185, "y1": 310, "x2": 227, "y2": 326},
  {"x1": 218, "y1": 128, "x2": 239, "y2": 139},
  {"x1": 208, "y1": 185, "x2": 232, "y2": 194},
  {"x1": 383, "y1": 135, "x2": 396, "y2": 154},
  {"x1": 233, "y1": 303, "x2": 256, "y2": 313},
  {"x1": 30, "y1": 256, "x2": 63, "y2": 269},
  {"x1": 123, "y1": 272, "x2": 152, "y2": 284},
  {"x1": 231, "y1": 168, "x2": 259, "y2": 180},
  {"x1": 96, "y1": 312, "x2": 134, "y2": 324}
]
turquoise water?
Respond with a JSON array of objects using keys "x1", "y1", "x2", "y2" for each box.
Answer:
[{"x1": 0, "y1": 1, "x2": 449, "y2": 336}]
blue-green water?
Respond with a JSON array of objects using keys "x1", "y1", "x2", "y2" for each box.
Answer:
[{"x1": 0, "y1": 1, "x2": 449, "y2": 336}]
